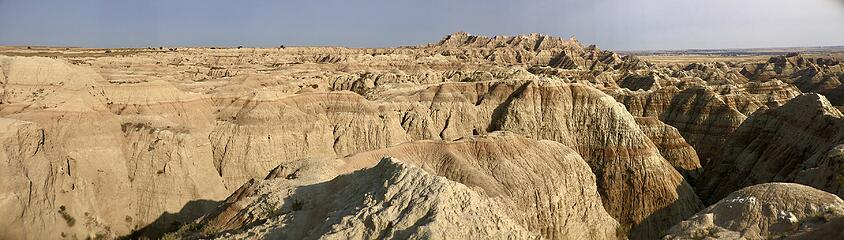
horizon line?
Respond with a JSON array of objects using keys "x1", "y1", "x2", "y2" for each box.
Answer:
[{"x1": 4, "y1": 43, "x2": 844, "y2": 53}]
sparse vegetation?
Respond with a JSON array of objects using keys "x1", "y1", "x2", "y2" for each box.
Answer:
[
  {"x1": 689, "y1": 227, "x2": 718, "y2": 240},
  {"x1": 157, "y1": 220, "x2": 225, "y2": 239},
  {"x1": 58, "y1": 205, "x2": 76, "y2": 227}
]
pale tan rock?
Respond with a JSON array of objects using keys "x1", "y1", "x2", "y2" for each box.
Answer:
[
  {"x1": 0, "y1": 117, "x2": 70, "y2": 240},
  {"x1": 664, "y1": 183, "x2": 844, "y2": 240},
  {"x1": 202, "y1": 78, "x2": 701, "y2": 239},
  {"x1": 429, "y1": 32, "x2": 624, "y2": 71},
  {"x1": 6, "y1": 32, "x2": 810, "y2": 239},
  {"x1": 213, "y1": 157, "x2": 539, "y2": 240},
  {"x1": 0, "y1": 57, "x2": 229, "y2": 239},
  {"x1": 212, "y1": 80, "x2": 701, "y2": 239},
  {"x1": 209, "y1": 91, "x2": 410, "y2": 189},
  {"x1": 188, "y1": 133, "x2": 619, "y2": 239}
]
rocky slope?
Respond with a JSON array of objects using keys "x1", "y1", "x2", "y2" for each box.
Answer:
[
  {"x1": 178, "y1": 133, "x2": 618, "y2": 239},
  {"x1": 0, "y1": 56, "x2": 228, "y2": 240},
  {"x1": 430, "y1": 32, "x2": 625, "y2": 71},
  {"x1": 664, "y1": 183, "x2": 844, "y2": 239},
  {"x1": 2, "y1": 32, "x2": 842, "y2": 239},
  {"x1": 606, "y1": 72, "x2": 801, "y2": 166},
  {"x1": 212, "y1": 157, "x2": 540, "y2": 240},
  {"x1": 698, "y1": 93, "x2": 844, "y2": 203},
  {"x1": 377, "y1": 79, "x2": 704, "y2": 238},
  {"x1": 208, "y1": 91, "x2": 408, "y2": 189},
  {"x1": 634, "y1": 117, "x2": 701, "y2": 181},
  {"x1": 205, "y1": 78, "x2": 702, "y2": 239},
  {"x1": 741, "y1": 53, "x2": 842, "y2": 92}
]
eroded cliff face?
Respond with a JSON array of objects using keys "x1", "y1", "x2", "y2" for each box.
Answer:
[
  {"x1": 209, "y1": 92, "x2": 409, "y2": 189},
  {"x1": 634, "y1": 117, "x2": 701, "y2": 181},
  {"x1": 606, "y1": 72, "x2": 801, "y2": 166},
  {"x1": 0, "y1": 56, "x2": 229, "y2": 239},
  {"x1": 478, "y1": 82, "x2": 702, "y2": 239},
  {"x1": 2, "y1": 32, "x2": 842, "y2": 239},
  {"x1": 699, "y1": 94, "x2": 844, "y2": 203},
  {"x1": 0, "y1": 118, "x2": 68, "y2": 240}
]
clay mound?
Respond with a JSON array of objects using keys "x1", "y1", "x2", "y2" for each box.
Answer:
[
  {"x1": 192, "y1": 132, "x2": 619, "y2": 239},
  {"x1": 184, "y1": 157, "x2": 538, "y2": 240},
  {"x1": 664, "y1": 183, "x2": 844, "y2": 240},
  {"x1": 699, "y1": 93, "x2": 844, "y2": 202}
]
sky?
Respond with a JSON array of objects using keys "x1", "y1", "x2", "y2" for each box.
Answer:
[{"x1": 1, "y1": 0, "x2": 843, "y2": 51}]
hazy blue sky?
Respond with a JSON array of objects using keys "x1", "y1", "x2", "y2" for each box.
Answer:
[{"x1": 1, "y1": 0, "x2": 843, "y2": 50}]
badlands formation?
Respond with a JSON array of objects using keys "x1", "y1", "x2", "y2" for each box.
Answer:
[{"x1": 0, "y1": 33, "x2": 842, "y2": 239}]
